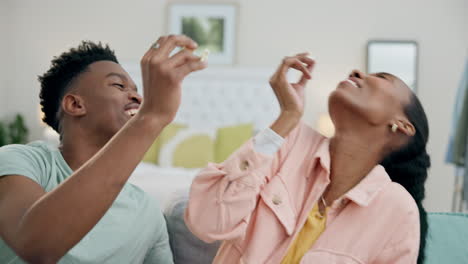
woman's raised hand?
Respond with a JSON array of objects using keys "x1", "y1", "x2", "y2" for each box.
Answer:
[
  {"x1": 269, "y1": 53, "x2": 315, "y2": 116},
  {"x1": 269, "y1": 53, "x2": 315, "y2": 137}
]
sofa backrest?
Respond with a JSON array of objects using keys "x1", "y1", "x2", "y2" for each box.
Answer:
[{"x1": 425, "y1": 212, "x2": 468, "y2": 264}]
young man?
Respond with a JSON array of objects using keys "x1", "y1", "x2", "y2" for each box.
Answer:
[{"x1": 0, "y1": 35, "x2": 206, "y2": 263}]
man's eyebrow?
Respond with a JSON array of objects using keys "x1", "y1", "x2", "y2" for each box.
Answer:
[{"x1": 105, "y1": 72, "x2": 128, "y2": 81}]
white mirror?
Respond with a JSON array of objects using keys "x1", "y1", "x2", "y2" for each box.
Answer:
[{"x1": 367, "y1": 41, "x2": 418, "y2": 92}]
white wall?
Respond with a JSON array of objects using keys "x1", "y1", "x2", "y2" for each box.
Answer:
[
  {"x1": 3, "y1": 0, "x2": 467, "y2": 211},
  {"x1": 0, "y1": 1, "x2": 10, "y2": 120}
]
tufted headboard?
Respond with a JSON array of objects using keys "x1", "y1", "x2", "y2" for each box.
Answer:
[{"x1": 122, "y1": 63, "x2": 281, "y2": 131}]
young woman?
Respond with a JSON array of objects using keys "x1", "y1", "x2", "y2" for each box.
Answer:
[{"x1": 185, "y1": 53, "x2": 429, "y2": 264}]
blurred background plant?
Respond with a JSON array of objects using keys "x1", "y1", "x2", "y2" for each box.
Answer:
[{"x1": 0, "y1": 114, "x2": 29, "y2": 147}]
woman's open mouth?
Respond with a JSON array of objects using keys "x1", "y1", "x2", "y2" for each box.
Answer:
[{"x1": 345, "y1": 79, "x2": 359, "y2": 88}]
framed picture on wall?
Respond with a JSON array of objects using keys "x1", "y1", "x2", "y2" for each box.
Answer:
[
  {"x1": 168, "y1": 3, "x2": 237, "y2": 65},
  {"x1": 367, "y1": 40, "x2": 418, "y2": 93}
]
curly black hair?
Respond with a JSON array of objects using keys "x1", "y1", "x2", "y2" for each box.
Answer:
[
  {"x1": 381, "y1": 93, "x2": 430, "y2": 264},
  {"x1": 38, "y1": 41, "x2": 118, "y2": 133}
]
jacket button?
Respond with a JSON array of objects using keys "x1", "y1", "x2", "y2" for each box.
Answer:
[
  {"x1": 240, "y1": 160, "x2": 250, "y2": 170},
  {"x1": 272, "y1": 195, "x2": 282, "y2": 205}
]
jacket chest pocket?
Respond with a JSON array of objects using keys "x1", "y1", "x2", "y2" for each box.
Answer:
[
  {"x1": 259, "y1": 174, "x2": 297, "y2": 236},
  {"x1": 300, "y1": 250, "x2": 364, "y2": 264}
]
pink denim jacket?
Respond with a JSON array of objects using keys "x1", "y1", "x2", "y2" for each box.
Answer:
[{"x1": 185, "y1": 122, "x2": 420, "y2": 264}]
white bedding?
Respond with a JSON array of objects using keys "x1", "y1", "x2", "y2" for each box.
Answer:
[
  {"x1": 121, "y1": 67, "x2": 280, "y2": 211},
  {"x1": 128, "y1": 162, "x2": 200, "y2": 207}
]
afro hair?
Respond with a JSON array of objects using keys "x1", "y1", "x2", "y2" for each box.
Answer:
[{"x1": 38, "y1": 41, "x2": 118, "y2": 133}]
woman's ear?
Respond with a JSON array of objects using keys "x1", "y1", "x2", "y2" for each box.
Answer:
[
  {"x1": 61, "y1": 93, "x2": 87, "y2": 117},
  {"x1": 395, "y1": 118, "x2": 416, "y2": 137}
]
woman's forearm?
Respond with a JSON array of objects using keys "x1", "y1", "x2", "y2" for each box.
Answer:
[{"x1": 270, "y1": 111, "x2": 301, "y2": 138}]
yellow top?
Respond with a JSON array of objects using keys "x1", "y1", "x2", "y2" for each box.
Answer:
[{"x1": 281, "y1": 203, "x2": 327, "y2": 264}]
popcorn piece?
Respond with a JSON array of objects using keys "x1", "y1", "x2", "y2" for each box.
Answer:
[{"x1": 200, "y1": 49, "x2": 210, "y2": 62}]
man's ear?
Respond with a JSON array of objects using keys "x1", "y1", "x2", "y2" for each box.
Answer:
[
  {"x1": 395, "y1": 118, "x2": 416, "y2": 137},
  {"x1": 61, "y1": 93, "x2": 87, "y2": 117}
]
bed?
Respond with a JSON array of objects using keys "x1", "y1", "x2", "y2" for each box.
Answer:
[{"x1": 122, "y1": 65, "x2": 281, "y2": 207}]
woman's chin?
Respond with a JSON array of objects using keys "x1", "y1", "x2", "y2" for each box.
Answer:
[{"x1": 329, "y1": 89, "x2": 351, "y2": 106}]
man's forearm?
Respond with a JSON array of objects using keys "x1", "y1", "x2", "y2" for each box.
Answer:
[{"x1": 15, "y1": 113, "x2": 165, "y2": 262}]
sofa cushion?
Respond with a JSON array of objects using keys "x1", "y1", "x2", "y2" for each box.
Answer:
[
  {"x1": 425, "y1": 212, "x2": 468, "y2": 263},
  {"x1": 164, "y1": 191, "x2": 221, "y2": 264}
]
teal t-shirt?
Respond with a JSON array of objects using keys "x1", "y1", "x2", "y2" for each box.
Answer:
[{"x1": 0, "y1": 141, "x2": 174, "y2": 264}]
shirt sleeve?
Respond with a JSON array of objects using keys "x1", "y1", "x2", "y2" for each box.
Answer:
[
  {"x1": 253, "y1": 128, "x2": 285, "y2": 156},
  {"x1": 185, "y1": 122, "x2": 303, "y2": 243},
  {"x1": 143, "y1": 214, "x2": 174, "y2": 264},
  {"x1": 0, "y1": 144, "x2": 47, "y2": 186}
]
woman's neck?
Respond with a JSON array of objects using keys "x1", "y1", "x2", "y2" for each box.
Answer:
[{"x1": 324, "y1": 131, "x2": 385, "y2": 205}]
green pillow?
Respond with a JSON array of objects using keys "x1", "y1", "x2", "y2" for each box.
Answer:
[
  {"x1": 214, "y1": 123, "x2": 253, "y2": 163},
  {"x1": 173, "y1": 133, "x2": 215, "y2": 168},
  {"x1": 142, "y1": 123, "x2": 186, "y2": 164},
  {"x1": 159, "y1": 129, "x2": 215, "y2": 168},
  {"x1": 142, "y1": 138, "x2": 160, "y2": 164}
]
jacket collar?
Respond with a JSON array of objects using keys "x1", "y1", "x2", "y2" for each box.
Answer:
[
  {"x1": 343, "y1": 165, "x2": 391, "y2": 207},
  {"x1": 313, "y1": 137, "x2": 331, "y2": 174},
  {"x1": 311, "y1": 138, "x2": 392, "y2": 207}
]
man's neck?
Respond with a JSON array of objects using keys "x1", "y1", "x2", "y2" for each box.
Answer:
[
  {"x1": 324, "y1": 131, "x2": 385, "y2": 204},
  {"x1": 59, "y1": 132, "x2": 109, "y2": 171}
]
